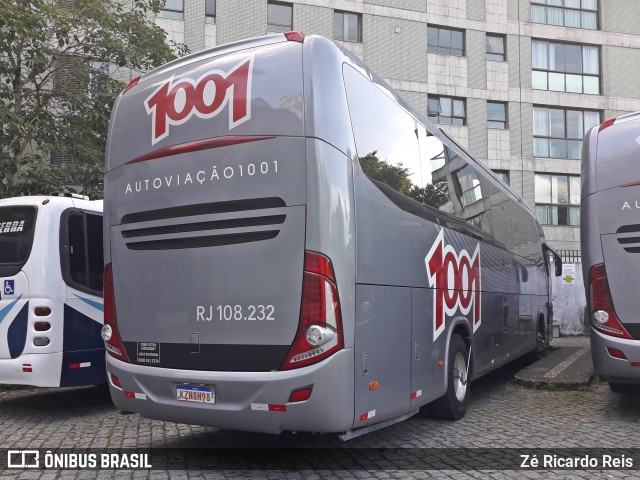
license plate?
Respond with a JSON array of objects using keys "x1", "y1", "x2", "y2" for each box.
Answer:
[{"x1": 176, "y1": 384, "x2": 215, "y2": 404}]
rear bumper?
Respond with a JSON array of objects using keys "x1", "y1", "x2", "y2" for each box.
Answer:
[
  {"x1": 106, "y1": 348, "x2": 355, "y2": 434},
  {"x1": 0, "y1": 352, "x2": 63, "y2": 387},
  {"x1": 590, "y1": 327, "x2": 640, "y2": 383}
]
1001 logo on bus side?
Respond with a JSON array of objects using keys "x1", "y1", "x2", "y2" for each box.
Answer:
[{"x1": 425, "y1": 230, "x2": 481, "y2": 341}]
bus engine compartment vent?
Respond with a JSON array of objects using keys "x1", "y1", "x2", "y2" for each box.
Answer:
[{"x1": 616, "y1": 224, "x2": 640, "y2": 253}]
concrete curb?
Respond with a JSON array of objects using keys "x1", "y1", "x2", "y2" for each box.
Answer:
[{"x1": 514, "y1": 343, "x2": 595, "y2": 390}]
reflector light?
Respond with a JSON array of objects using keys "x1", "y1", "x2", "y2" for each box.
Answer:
[
  {"x1": 268, "y1": 404, "x2": 287, "y2": 412},
  {"x1": 369, "y1": 381, "x2": 379, "y2": 391},
  {"x1": 103, "y1": 264, "x2": 130, "y2": 362},
  {"x1": 69, "y1": 362, "x2": 90, "y2": 369},
  {"x1": 124, "y1": 391, "x2": 135, "y2": 398},
  {"x1": 589, "y1": 264, "x2": 632, "y2": 339},
  {"x1": 34, "y1": 322, "x2": 50, "y2": 332},
  {"x1": 22, "y1": 364, "x2": 32, "y2": 373},
  {"x1": 284, "y1": 31, "x2": 305, "y2": 43},
  {"x1": 33, "y1": 337, "x2": 50, "y2": 346},
  {"x1": 599, "y1": 117, "x2": 616, "y2": 131},
  {"x1": 110, "y1": 374, "x2": 122, "y2": 389},
  {"x1": 280, "y1": 251, "x2": 344, "y2": 370},
  {"x1": 42, "y1": 199, "x2": 50, "y2": 205},
  {"x1": 607, "y1": 348, "x2": 626, "y2": 360},
  {"x1": 34, "y1": 306, "x2": 51, "y2": 317},
  {"x1": 124, "y1": 76, "x2": 141, "y2": 93},
  {"x1": 289, "y1": 388, "x2": 313, "y2": 403}
]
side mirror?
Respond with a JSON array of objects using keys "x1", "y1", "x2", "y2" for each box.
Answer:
[{"x1": 543, "y1": 244, "x2": 563, "y2": 277}]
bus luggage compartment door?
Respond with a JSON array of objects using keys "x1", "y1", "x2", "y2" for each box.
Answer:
[{"x1": 354, "y1": 284, "x2": 411, "y2": 428}]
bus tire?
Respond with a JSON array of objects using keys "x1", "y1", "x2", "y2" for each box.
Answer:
[
  {"x1": 430, "y1": 334, "x2": 470, "y2": 420},
  {"x1": 609, "y1": 382, "x2": 636, "y2": 393},
  {"x1": 537, "y1": 315, "x2": 547, "y2": 352}
]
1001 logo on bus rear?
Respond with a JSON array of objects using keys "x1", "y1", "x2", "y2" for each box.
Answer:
[
  {"x1": 425, "y1": 230, "x2": 481, "y2": 341},
  {"x1": 145, "y1": 55, "x2": 254, "y2": 145}
]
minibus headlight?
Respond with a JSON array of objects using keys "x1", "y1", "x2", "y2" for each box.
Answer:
[
  {"x1": 101, "y1": 324, "x2": 113, "y2": 342},
  {"x1": 592, "y1": 310, "x2": 609, "y2": 325}
]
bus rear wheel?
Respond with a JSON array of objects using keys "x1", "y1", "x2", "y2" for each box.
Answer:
[{"x1": 430, "y1": 334, "x2": 470, "y2": 420}]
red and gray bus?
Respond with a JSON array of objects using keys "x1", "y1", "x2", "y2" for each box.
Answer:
[
  {"x1": 103, "y1": 32, "x2": 559, "y2": 439},
  {"x1": 582, "y1": 112, "x2": 640, "y2": 391}
]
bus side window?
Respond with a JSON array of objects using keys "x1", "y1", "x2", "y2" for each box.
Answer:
[
  {"x1": 344, "y1": 66, "x2": 425, "y2": 195},
  {"x1": 63, "y1": 212, "x2": 103, "y2": 295},
  {"x1": 417, "y1": 128, "x2": 451, "y2": 210},
  {"x1": 68, "y1": 214, "x2": 87, "y2": 287},
  {"x1": 86, "y1": 214, "x2": 104, "y2": 291}
]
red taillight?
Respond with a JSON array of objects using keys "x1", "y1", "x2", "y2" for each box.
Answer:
[
  {"x1": 34, "y1": 322, "x2": 50, "y2": 332},
  {"x1": 124, "y1": 76, "x2": 141, "y2": 93},
  {"x1": 34, "y1": 306, "x2": 51, "y2": 317},
  {"x1": 103, "y1": 264, "x2": 130, "y2": 362},
  {"x1": 284, "y1": 31, "x2": 305, "y2": 43},
  {"x1": 599, "y1": 117, "x2": 616, "y2": 131},
  {"x1": 289, "y1": 387, "x2": 313, "y2": 403},
  {"x1": 589, "y1": 264, "x2": 632, "y2": 339},
  {"x1": 280, "y1": 252, "x2": 344, "y2": 370}
]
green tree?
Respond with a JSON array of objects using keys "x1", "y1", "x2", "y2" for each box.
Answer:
[
  {"x1": 0, "y1": 0, "x2": 188, "y2": 198},
  {"x1": 360, "y1": 151, "x2": 450, "y2": 207}
]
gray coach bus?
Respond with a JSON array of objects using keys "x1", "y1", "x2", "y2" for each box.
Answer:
[
  {"x1": 103, "y1": 32, "x2": 558, "y2": 438},
  {"x1": 582, "y1": 112, "x2": 640, "y2": 390}
]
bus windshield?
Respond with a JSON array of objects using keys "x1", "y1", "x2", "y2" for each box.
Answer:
[{"x1": 0, "y1": 206, "x2": 37, "y2": 270}]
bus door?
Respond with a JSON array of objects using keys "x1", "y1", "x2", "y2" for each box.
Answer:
[
  {"x1": 58, "y1": 209, "x2": 106, "y2": 386},
  {"x1": 0, "y1": 206, "x2": 36, "y2": 362}
]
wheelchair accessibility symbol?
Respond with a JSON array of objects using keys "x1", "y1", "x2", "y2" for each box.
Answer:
[{"x1": 4, "y1": 280, "x2": 15, "y2": 296}]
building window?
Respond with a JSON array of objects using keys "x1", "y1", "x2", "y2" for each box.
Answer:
[
  {"x1": 205, "y1": 0, "x2": 216, "y2": 18},
  {"x1": 533, "y1": 107, "x2": 600, "y2": 159},
  {"x1": 334, "y1": 11, "x2": 362, "y2": 42},
  {"x1": 456, "y1": 166, "x2": 483, "y2": 206},
  {"x1": 267, "y1": 1, "x2": 292, "y2": 33},
  {"x1": 531, "y1": 0, "x2": 598, "y2": 30},
  {"x1": 493, "y1": 170, "x2": 510, "y2": 186},
  {"x1": 428, "y1": 96, "x2": 466, "y2": 125},
  {"x1": 535, "y1": 174, "x2": 581, "y2": 226},
  {"x1": 158, "y1": 0, "x2": 184, "y2": 20},
  {"x1": 487, "y1": 102, "x2": 508, "y2": 129},
  {"x1": 532, "y1": 40, "x2": 600, "y2": 94},
  {"x1": 486, "y1": 34, "x2": 506, "y2": 61},
  {"x1": 427, "y1": 26, "x2": 464, "y2": 56}
]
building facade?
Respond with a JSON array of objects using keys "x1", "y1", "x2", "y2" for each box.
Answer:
[{"x1": 153, "y1": 0, "x2": 640, "y2": 252}]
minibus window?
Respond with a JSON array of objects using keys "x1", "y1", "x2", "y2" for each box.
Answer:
[{"x1": 0, "y1": 206, "x2": 37, "y2": 273}]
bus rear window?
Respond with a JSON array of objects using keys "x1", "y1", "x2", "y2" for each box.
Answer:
[{"x1": 0, "y1": 206, "x2": 37, "y2": 266}]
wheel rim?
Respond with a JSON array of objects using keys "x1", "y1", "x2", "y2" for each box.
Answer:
[{"x1": 452, "y1": 351, "x2": 467, "y2": 402}]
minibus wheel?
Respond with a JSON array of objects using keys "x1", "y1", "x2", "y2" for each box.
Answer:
[{"x1": 430, "y1": 334, "x2": 470, "y2": 420}]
